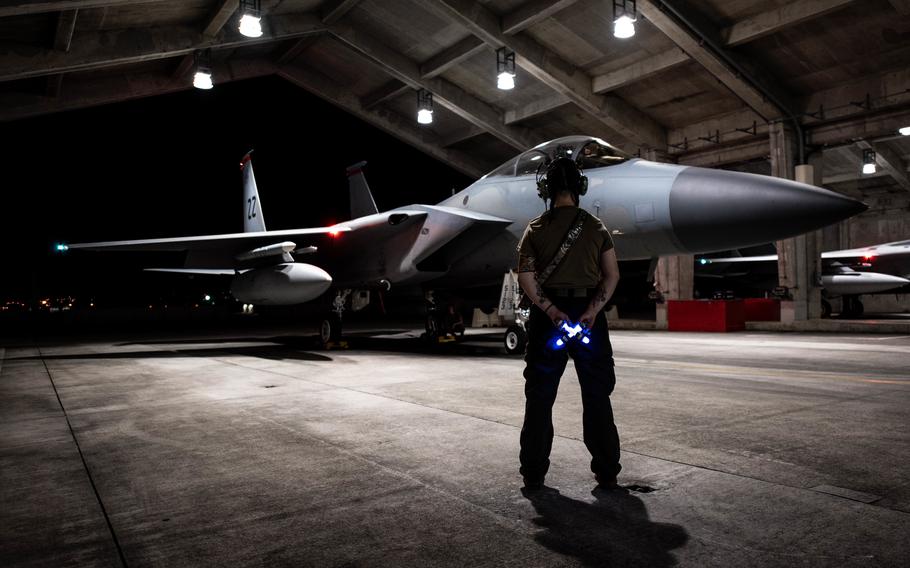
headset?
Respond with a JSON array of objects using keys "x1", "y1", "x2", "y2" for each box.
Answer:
[{"x1": 536, "y1": 156, "x2": 588, "y2": 202}]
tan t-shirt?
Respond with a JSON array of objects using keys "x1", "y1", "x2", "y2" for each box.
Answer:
[{"x1": 517, "y1": 206, "x2": 614, "y2": 288}]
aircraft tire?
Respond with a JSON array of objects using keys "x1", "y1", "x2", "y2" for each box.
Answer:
[
  {"x1": 504, "y1": 325, "x2": 527, "y2": 354},
  {"x1": 842, "y1": 296, "x2": 864, "y2": 318},
  {"x1": 320, "y1": 315, "x2": 342, "y2": 345}
]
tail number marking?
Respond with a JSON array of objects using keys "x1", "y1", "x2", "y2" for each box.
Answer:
[{"x1": 247, "y1": 196, "x2": 257, "y2": 220}]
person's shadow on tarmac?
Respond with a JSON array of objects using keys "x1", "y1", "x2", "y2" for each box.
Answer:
[{"x1": 522, "y1": 485, "x2": 688, "y2": 567}]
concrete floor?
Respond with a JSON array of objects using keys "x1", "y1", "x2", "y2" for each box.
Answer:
[{"x1": 2, "y1": 325, "x2": 909, "y2": 567}]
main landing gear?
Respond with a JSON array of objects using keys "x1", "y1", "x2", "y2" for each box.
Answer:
[
  {"x1": 320, "y1": 289, "x2": 351, "y2": 349},
  {"x1": 421, "y1": 291, "x2": 465, "y2": 345},
  {"x1": 821, "y1": 299, "x2": 832, "y2": 319},
  {"x1": 841, "y1": 295, "x2": 864, "y2": 318}
]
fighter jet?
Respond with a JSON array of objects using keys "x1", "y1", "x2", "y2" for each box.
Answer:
[
  {"x1": 698, "y1": 240, "x2": 910, "y2": 317},
  {"x1": 69, "y1": 136, "x2": 866, "y2": 341}
]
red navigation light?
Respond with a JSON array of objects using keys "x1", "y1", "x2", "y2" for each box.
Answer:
[
  {"x1": 328, "y1": 229, "x2": 341, "y2": 238},
  {"x1": 863, "y1": 254, "x2": 875, "y2": 262}
]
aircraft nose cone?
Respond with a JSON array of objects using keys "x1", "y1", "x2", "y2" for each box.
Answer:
[{"x1": 669, "y1": 167, "x2": 867, "y2": 253}]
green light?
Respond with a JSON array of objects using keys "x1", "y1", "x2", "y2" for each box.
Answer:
[{"x1": 55, "y1": 243, "x2": 69, "y2": 252}]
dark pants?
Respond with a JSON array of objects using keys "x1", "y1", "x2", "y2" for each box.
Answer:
[{"x1": 519, "y1": 297, "x2": 621, "y2": 482}]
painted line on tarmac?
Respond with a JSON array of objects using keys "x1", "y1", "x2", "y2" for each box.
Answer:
[
  {"x1": 868, "y1": 335, "x2": 910, "y2": 341},
  {"x1": 615, "y1": 357, "x2": 908, "y2": 386}
]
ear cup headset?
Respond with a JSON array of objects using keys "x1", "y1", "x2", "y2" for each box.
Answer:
[{"x1": 536, "y1": 156, "x2": 588, "y2": 202}]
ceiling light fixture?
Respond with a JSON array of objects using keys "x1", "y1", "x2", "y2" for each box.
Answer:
[
  {"x1": 239, "y1": 0, "x2": 263, "y2": 38},
  {"x1": 862, "y1": 148, "x2": 876, "y2": 175},
  {"x1": 496, "y1": 47, "x2": 516, "y2": 90},
  {"x1": 193, "y1": 49, "x2": 213, "y2": 90},
  {"x1": 417, "y1": 89, "x2": 434, "y2": 125},
  {"x1": 613, "y1": 0, "x2": 637, "y2": 39}
]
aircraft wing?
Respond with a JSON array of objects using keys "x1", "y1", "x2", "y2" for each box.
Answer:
[
  {"x1": 818, "y1": 240, "x2": 910, "y2": 261},
  {"x1": 69, "y1": 211, "x2": 430, "y2": 269},
  {"x1": 69, "y1": 207, "x2": 514, "y2": 287},
  {"x1": 702, "y1": 240, "x2": 910, "y2": 265},
  {"x1": 144, "y1": 268, "x2": 239, "y2": 275},
  {"x1": 70, "y1": 226, "x2": 352, "y2": 253},
  {"x1": 699, "y1": 254, "x2": 778, "y2": 264}
]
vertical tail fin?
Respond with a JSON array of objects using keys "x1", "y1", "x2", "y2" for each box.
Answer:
[
  {"x1": 241, "y1": 152, "x2": 266, "y2": 232},
  {"x1": 346, "y1": 161, "x2": 379, "y2": 219}
]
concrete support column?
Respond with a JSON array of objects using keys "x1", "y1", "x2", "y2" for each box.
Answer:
[
  {"x1": 771, "y1": 123, "x2": 822, "y2": 321},
  {"x1": 654, "y1": 255, "x2": 695, "y2": 328}
]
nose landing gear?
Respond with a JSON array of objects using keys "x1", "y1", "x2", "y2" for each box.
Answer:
[{"x1": 504, "y1": 324, "x2": 527, "y2": 354}]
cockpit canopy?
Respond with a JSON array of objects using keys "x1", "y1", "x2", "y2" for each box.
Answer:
[{"x1": 482, "y1": 136, "x2": 632, "y2": 179}]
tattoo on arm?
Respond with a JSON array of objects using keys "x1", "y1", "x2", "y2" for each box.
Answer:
[
  {"x1": 595, "y1": 283, "x2": 607, "y2": 303},
  {"x1": 534, "y1": 281, "x2": 551, "y2": 309},
  {"x1": 518, "y1": 255, "x2": 536, "y2": 273}
]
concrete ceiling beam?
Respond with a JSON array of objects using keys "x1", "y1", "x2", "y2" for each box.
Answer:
[
  {"x1": 275, "y1": 1, "x2": 359, "y2": 66},
  {"x1": 675, "y1": 106, "x2": 910, "y2": 167},
  {"x1": 823, "y1": 169, "x2": 888, "y2": 185},
  {"x1": 278, "y1": 63, "x2": 488, "y2": 178},
  {"x1": 722, "y1": 0, "x2": 857, "y2": 46},
  {"x1": 419, "y1": 36, "x2": 485, "y2": 79},
  {"x1": 0, "y1": 0, "x2": 159, "y2": 17},
  {"x1": 172, "y1": 0, "x2": 241, "y2": 79},
  {"x1": 856, "y1": 140, "x2": 910, "y2": 192},
  {"x1": 320, "y1": 0, "x2": 361, "y2": 24},
  {"x1": 203, "y1": 0, "x2": 237, "y2": 38},
  {"x1": 504, "y1": 92, "x2": 569, "y2": 124},
  {"x1": 501, "y1": 0, "x2": 578, "y2": 35},
  {"x1": 591, "y1": 47, "x2": 688, "y2": 93},
  {"x1": 420, "y1": 0, "x2": 666, "y2": 150},
  {"x1": 360, "y1": 79, "x2": 409, "y2": 109},
  {"x1": 439, "y1": 124, "x2": 485, "y2": 147},
  {"x1": 53, "y1": 9, "x2": 78, "y2": 51},
  {"x1": 671, "y1": 68, "x2": 910, "y2": 155},
  {"x1": 0, "y1": 57, "x2": 274, "y2": 122},
  {"x1": 638, "y1": 0, "x2": 788, "y2": 121},
  {"x1": 328, "y1": 21, "x2": 541, "y2": 150},
  {"x1": 274, "y1": 35, "x2": 322, "y2": 65},
  {"x1": 0, "y1": 12, "x2": 325, "y2": 82}
]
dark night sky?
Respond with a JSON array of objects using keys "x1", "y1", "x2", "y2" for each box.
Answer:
[{"x1": 0, "y1": 75, "x2": 473, "y2": 301}]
